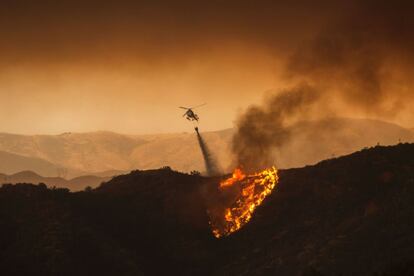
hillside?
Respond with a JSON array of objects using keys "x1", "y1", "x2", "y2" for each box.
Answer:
[
  {"x1": 0, "y1": 131, "x2": 144, "y2": 177},
  {"x1": 129, "y1": 128, "x2": 233, "y2": 172},
  {"x1": 0, "y1": 118, "x2": 412, "y2": 177},
  {"x1": 0, "y1": 150, "x2": 65, "y2": 176},
  {"x1": 275, "y1": 118, "x2": 414, "y2": 168},
  {"x1": 0, "y1": 171, "x2": 110, "y2": 191},
  {"x1": 1, "y1": 144, "x2": 414, "y2": 275}
]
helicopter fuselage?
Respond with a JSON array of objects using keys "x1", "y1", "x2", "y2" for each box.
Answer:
[{"x1": 185, "y1": 109, "x2": 199, "y2": 121}]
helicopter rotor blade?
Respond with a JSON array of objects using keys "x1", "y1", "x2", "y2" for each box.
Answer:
[
  {"x1": 190, "y1": 103, "x2": 206, "y2": 109},
  {"x1": 179, "y1": 107, "x2": 189, "y2": 110}
]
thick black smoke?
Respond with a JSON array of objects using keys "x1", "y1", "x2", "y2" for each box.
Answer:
[
  {"x1": 285, "y1": 1, "x2": 414, "y2": 115},
  {"x1": 232, "y1": 1, "x2": 414, "y2": 171},
  {"x1": 232, "y1": 85, "x2": 321, "y2": 172}
]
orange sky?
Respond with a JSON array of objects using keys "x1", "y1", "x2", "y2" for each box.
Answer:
[
  {"x1": 0, "y1": 0, "x2": 413, "y2": 134},
  {"x1": 0, "y1": 47, "x2": 280, "y2": 134}
]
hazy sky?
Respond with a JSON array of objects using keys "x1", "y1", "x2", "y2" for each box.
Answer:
[{"x1": 0, "y1": 1, "x2": 413, "y2": 134}]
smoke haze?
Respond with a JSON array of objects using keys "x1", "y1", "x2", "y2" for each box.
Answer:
[{"x1": 232, "y1": 0, "x2": 414, "y2": 171}]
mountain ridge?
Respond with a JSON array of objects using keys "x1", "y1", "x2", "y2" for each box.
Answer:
[
  {"x1": 1, "y1": 143, "x2": 414, "y2": 275},
  {"x1": 0, "y1": 118, "x2": 412, "y2": 178},
  {"x1": 0, "y1": 170, "x2": 111, "y2": 191}
]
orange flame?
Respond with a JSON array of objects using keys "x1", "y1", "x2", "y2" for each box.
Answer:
[
  {"x1": 219, "y1": 168, "x2": 246, "y2": 188},
  {"x1": 210, "y1": 166, "x2": 278, "y2": 238}
]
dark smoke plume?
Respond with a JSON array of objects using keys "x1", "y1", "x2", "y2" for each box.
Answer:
[
  {"x1": 232, "y1": 84, "x2": 321, "y2": 172},
  {"x1": 195, "y1": 127, "x2": 220, "y2": 176},
  {"x1": 232, "y1": 1, "x2": 414, "y2": 171}
]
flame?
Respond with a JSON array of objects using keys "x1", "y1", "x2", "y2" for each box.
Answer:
[
  {"x1": 210, "y1": 166, "x2": 278, "y2": 238},
  {"x1": 219, "y1": 168, "x2": 246, "y2": 188}
]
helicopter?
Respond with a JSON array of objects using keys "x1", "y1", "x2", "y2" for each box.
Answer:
[{"x1": 179, "y1": 103, "x2": 206, "y2": 121}]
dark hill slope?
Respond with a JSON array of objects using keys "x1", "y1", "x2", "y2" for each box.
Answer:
[
  {"x1": 0, "y1": 144, "x2": 414, "y2": 275},
  {"x1": 218, "y1": 143, "x2": 414, "y2": 275},
  {"x1": 0, "y1": 184, "x2": 145, "y2": 275},
  {"x1": 0, "y1": 169, "x2": 212, "y2": 276},
  {"x1": 81, "y1": 169, "x2": 213, "y2": 274}
]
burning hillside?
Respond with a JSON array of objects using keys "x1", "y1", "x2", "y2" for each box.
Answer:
[
  {"x1": 1, "y1": 144, "x2": 414, "y2": 275},
  {"x1": 209, "y1": 167, "x2": 278, "y2": 238}
]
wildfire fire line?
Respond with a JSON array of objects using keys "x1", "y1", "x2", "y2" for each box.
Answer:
[{"x1": 209, "y1": 167, "x2": 279, "y2": 238}]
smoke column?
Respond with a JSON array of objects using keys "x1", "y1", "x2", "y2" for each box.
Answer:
[
  {"x1": 232, "y1": 1, "x2": 414, "y2": 171},
  {"x1": 232, "y1": 84, "x2": 321, "y2": 172},
  {"x1": 195, "y1": 127, "x2": 220, "y2": 176}
]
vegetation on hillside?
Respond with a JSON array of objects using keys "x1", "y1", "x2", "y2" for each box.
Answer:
[{"x1": 1, "y1": 144, "x2": 414, "y2": 275}]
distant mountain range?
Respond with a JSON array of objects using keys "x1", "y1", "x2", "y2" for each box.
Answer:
[
  {"x1": 0, "y1": 171, "x2": 111, "y2": 191},
  {"x1": 0, "y1": 118, "x2": 412, "y2": 182},
  {"x1": 0, "y1": 128, "x2": 233, "y2": 178}
]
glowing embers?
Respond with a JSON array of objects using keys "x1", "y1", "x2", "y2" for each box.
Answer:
[{"x1": 209, "y1": 167, "x2": 278, "y2": 238}]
